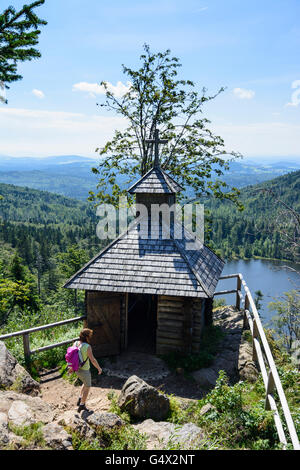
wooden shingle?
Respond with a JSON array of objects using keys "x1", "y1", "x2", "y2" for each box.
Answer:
[{"x1": 64, "y1": 218, "x2": 224, "y2": 298}]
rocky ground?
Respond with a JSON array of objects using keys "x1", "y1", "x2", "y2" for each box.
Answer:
[{"x1": 0, "y1": 306, "x2": 258, "y2": 450}]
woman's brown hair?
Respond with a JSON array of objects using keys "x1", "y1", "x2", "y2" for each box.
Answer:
[{"x1": 79, "y1": 328, "x2": 93, "y2": 343}]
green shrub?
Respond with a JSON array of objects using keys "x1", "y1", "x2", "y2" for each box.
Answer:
[
  {"x1": 205, "y1": 370, "x2": 244, "y2": 413},
  {"x1": 8, "y1": 422, "x2": 46, "y2": 449}
]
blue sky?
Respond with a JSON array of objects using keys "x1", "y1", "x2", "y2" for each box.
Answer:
[{"x1": 0, "y1": 0, "x2": 300, "y2": 159}]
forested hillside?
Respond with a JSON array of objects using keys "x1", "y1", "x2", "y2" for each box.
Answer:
[
  {"x1": 0, "y1": 169, "x2": 298, "y2": 290},
  {"x1": 207, "y1": 170, "x2": 300, "y2": 261},
  {"x1": 0, "y1": 183, "x2": 105, "y2": 338}
]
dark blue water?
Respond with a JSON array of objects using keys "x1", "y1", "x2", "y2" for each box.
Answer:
[{"x1": 216, "y1": 259, "x2": 300, "y2": 325}]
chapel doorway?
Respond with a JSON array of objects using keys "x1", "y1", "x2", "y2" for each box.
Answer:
[{"x1": 127, "y1": 294, "x2": 157, "y2": 354}]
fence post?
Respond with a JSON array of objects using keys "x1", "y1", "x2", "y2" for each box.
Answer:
[
  {"x1": 236, "y1": 275, "x2": 242, "y2": 310},
  {"x1": 265, "y1": 371, "x2": 275, "y2": 410},
  {"x1": 243, "y1": 293, "x2": 250, "y2": 330},
  {"x1": 252, "y1": 318, "x2": 259, "y2": 362},
  {"x1": 23, "y1": 334, "x2": 31, "y2": 365}
]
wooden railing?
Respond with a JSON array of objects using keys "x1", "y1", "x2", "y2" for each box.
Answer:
[
  {"x1": 215, "y1": 273, "x2": 300, "y2": 450},
  {"x1": 0, "y1": 315, "x2": 86, "y2": 363}
]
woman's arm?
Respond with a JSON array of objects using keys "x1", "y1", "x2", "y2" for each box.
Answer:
[{"x1": 87, "y1": 346, "x2": 102, "y2": 374}]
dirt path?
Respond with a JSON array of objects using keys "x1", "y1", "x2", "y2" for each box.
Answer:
[
  {"x1": 39, "y1": 369, "x2": 123, "y2": 419},
  {"x1": 39, "y1": 367, "x2": 202, "y2": 420}
]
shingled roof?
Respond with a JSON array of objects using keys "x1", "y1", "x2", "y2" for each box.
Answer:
[
  {"x1": 128, "y1": 167, "x2": 184, "y2": 194},
  {"x1": 64, "y1": 218, "x2": 224, "y2": 298}
]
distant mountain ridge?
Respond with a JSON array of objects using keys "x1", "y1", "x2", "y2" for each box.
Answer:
[{"x1": 0, "y1": 155, "x2": 299, "y2": 200}]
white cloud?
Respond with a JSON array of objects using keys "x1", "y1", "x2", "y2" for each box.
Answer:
[
  {"x1": 0, "y1": 107, "x2": 126, "y2": 156},
  {"x1": 212, "y1": 121, "x2": 300, "y2": 157},
  {"x1": 32, "y1": 89, "x2": 45, "y2": 99},
  {"x1": 1, "y1": 107, "x2": 299, "y2": 159},
  {"x1": 286, "y1": 79, "x2": 300, "y2": 107},
  {"x1": 73, "y1": 81, "x2": 132, "y2": 98},
  {"x1": 233, "y1": 87, "x2": 255, "y2": 100}
]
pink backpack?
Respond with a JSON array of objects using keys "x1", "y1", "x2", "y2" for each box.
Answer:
[{"x1": 65, "y1": 343, "x2": 87, "y2": 372}]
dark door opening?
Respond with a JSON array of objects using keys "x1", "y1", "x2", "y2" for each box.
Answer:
[{"x1": 127, "y1": 294, "x2": 157, "y2": 353}]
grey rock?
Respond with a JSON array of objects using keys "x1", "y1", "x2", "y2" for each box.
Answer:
[
  {"x1": 192, "y1": 368, "x2": 218, "y2": 389},
  {"x1": 0, "y1": 412, "x2": 9, "y2": 447},
  {"x1": 42, "y1": 422, "x2": 73, "y2": 450},
  {"x1": 0, "y1": 391, "x2": 54, "y2": 424},
  {"x1": 6, "y1": 433, "x2": 24, "y2": 448},
  {"x1": 199, "y1": 403, "x2": 216, "y2": 416},
  {"x1": 0, "y1": 411, "x2": 26, "y2": 449},
  {"x1": 0, "y1": 342, "x2": 40, "y2": 395},
  {"x1": 58, "y1": 410, "x2": 96, "y2": 440},
  {"x1": 238, "y1": 341, "x2": 258, "y2": 383},
  {"x1": 82, "y1": 411, "x2": 125, "y2": 431},
  {"x1": 0, "y1": 412, "x2": 8, "y2": 426},
  {"x1": 118, "y1": 375, "x2": 170, "y2": 421},
  {"x1": 212, "y1": 356, "x2": 238, "y2": 379},
  {"x1": 133, "y1": 419, "x2": 206, "y2": 450},
  {"x1": 8, "y1": 400, "x2": 35, "y2": 427}
]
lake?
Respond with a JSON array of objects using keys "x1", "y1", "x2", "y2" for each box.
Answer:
[{"x1": 216, "y1": 259, "x2": 300, "y2": 325}]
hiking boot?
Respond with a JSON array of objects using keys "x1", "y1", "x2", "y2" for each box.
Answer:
[{"x1": 77, "y1": 403, "x2": 89, "y2": 413}]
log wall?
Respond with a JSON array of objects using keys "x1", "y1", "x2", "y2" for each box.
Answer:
[
  {"x1": 191, "y1": 298, "x2": 205, "y2": 352},
  {"x1": 156, "y1": 295, "x2": 185, "y2": 355},
  {"x1": 156, "y1": 295, "x2": 206, "y2": 355}
]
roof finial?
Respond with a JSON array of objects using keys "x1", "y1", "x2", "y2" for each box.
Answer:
[{"x1": 146, "y1": 128, "x2": 168, "y2": 168}]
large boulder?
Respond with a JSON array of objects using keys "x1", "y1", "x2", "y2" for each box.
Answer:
[
  {"x1": 82, "y1": 411, "x2": 125, "y2": 432},
  {"x1": 118, "y1": 375, "x2": 170, "y2": 421},
  {"x1": 133, "y1": 419, "x2": 206, "y2": 450},
  {"x1": 0, "y1": 342, "x2": 40, "y2": 395},
  {"x1": 0, "y1": 391, "x2": 54, "y2": 424}
]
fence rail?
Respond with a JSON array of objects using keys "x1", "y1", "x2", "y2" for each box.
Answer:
[
  {"x1": 215, "y1": 273, "x2": 299, "y2": 450},
  {"x1": 0, "y1": 315, "x2": 86, "y2": 362}
]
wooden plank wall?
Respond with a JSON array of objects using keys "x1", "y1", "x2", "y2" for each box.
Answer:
[
  {"x1": 156, "y1": 295, "x2": 187, "y2": 355},
  {"x1": 156, "y1": 295, "x2": 206, "y2": 355},
  {"x1": 191, "y1": 298, "x2": 205, "y2": 352},
  {"x1": 120, "y1": 293, "x2": 128, "y2": 350}
]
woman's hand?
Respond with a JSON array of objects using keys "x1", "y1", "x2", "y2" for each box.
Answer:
[{"x1": 98, "y1": 368, "x2": 102, "y2": 375}]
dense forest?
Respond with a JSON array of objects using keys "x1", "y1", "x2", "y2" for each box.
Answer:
[
  {"x1": 0, "y1": 183, "x2": 104, "y2": 349},
  {"x1": 206, "y1": 170, "x2": 300, "y2": 262}
]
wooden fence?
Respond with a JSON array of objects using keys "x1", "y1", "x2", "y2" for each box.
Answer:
[
  {"x1": 0, "y1": 315, "x2": 86, "y2": 363},
  {"x1": 215, "y1": 273, "x2": 299, "y2": 450}
]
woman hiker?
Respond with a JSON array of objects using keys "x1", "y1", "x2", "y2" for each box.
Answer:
[{"x1": 74, "y1": 328, "x2": 102, "y2": 412}]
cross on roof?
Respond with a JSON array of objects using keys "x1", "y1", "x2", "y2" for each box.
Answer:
[{"x1": 145, "y1": 128, "x2": 168, "y2": 168}]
